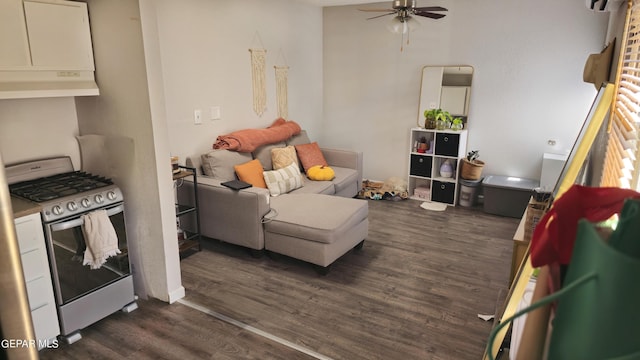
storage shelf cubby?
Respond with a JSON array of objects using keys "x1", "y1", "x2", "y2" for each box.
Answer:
[{"x1": 407, "y1": 128, "x2": 467, "y2": 206}]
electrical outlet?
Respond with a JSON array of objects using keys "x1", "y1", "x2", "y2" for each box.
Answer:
[
  {"x1": 194, "y1": 109, "x2": 202, "y2": 125},
  {"x1": 210, "y1": 106, "x2": 221, "y2": 120}
]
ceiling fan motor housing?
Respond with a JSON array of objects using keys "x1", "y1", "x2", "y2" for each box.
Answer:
[
  {"x1": 393, "y1": 0, "x2": 416, "y2": 9},
  {"x1": 393, "y1": 0, "x2": 417, "y2": 10}
]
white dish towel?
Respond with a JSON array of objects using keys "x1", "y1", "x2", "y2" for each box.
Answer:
[{"x1": 82, "y1": 209, "x2": 121, "y2": 270}]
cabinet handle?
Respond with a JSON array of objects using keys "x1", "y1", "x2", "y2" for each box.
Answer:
[
  {"x1": 441, "y1": 184, "x2": 446, "y2": 190},
  {"x1": 419, "y1": 158, "x2": 423, "y2": 163},
  {"x1": 443, "y1": 136, "x2": 449, "y2": 142}
]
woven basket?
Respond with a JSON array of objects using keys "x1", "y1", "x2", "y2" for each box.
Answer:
[
  {"x1": 524, "y1": 199, "x2": 551, "y2": 242},
  {"x1": 460, "y1": 159, "x2": 485, "y2": 180}
]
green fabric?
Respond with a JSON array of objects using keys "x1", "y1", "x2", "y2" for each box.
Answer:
[
  {"x1": 608, "y1": 199, "x2": 640, "y2": 257},
  {"x1": 548, "y1": 198, "x2": 640, "y2": 360}
]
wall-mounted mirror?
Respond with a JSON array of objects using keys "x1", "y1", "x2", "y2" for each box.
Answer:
[{"x1": 417, "y1": 65, "x2": 474, "y2": 127}]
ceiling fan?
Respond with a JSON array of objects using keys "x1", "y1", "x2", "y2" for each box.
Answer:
[
  {"x1": 359, "y1": 0, "x2": 448, "y2": 22},
  {"x1": 359, "y1": 0, "x2": 448, "y2": 51}
]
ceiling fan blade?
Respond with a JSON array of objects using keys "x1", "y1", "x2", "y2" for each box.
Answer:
[
  {"x1": 358, "y1": 8, "x2": 394, "y2": 12},
  {"x1": 414, "y1": 11, "x2": 446, "y2": 19},
  {"x1": 366, "y1": 12, "x2": 396, "y2": 20},
  {"x1": 414, "y1": 6, "x2": 448, "y2": 12}
]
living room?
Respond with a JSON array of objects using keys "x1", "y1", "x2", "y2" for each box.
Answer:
[{"x1": 0, "y1": 0, "x2": 623, "y2": 358}]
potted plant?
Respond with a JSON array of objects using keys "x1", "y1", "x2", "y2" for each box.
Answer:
[
  {"x1": 423, "y1": 108, "x2": 440, "y2": 129},
  {"x1": 451, "y1": 117, "x2": 464, "y2": 131},
  {"x1": 460, "y1": 150, "x2": 485, "y2": 180},
  {"x1": 435, "y1": 110, "x2": 452, "y2": 130}
]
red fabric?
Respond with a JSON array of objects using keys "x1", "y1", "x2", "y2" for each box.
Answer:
[
  {"x1": 530, "y1": 185, "x2": 640, "y2": 267},
  {"x1": 213, "y1": 118, "x2": 301, "y2": 152}
]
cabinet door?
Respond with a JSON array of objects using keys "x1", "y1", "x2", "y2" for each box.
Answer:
[
  {"x1": 435, "y1": 133, "x2": 460, "y2": 157},
  {"x1": 432, "y1": 180, "x2": 456, "y2": 204},
  {"x1": 410, "y1": 154, "x2": 432, "y2": 177},
  {"x1": 23, "y1": 0, "x2": 95, "y2": 70},
  {"x1": 14, "y1": 213, "x2": 60, "y2": 346},
  {"x1": 0, "y1": 0, "x2": 31, "y2": 68}
]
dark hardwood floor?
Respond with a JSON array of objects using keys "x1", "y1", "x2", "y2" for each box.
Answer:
[{"x1": 39, "y1": 199, "x2": 518, "y2": 360}]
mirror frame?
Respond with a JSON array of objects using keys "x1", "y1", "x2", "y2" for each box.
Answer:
[{"x1": 417, "y1": 65, "x2": 474, "y2": 127}]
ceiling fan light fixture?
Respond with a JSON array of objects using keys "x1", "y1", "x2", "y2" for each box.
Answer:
[{"x1": 387, "y1": 15, "x2": 420, "y2": 34}]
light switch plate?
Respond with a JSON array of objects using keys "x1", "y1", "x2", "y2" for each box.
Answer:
[{"x1": 210, "y1": 106, "x2": 221, "y2": 120}]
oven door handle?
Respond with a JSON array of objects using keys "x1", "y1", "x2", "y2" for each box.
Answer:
[{"x1": 50, "y1": 204, "x2": 125, "y2": 232}]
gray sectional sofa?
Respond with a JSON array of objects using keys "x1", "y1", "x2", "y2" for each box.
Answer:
[{"x1": 179, "y1": 130, "x2": 368, "y2": 271}]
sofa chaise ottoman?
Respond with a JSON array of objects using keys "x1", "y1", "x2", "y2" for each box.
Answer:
[{"x1": 264, "y1": 193, "x2": 368, "y2": 274}]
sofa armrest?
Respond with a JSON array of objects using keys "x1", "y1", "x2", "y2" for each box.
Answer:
[
  {"x1": 178, "y1": 176, "x2": 271, "y2": 250},
  {"x1": 320, "y1": 148, "x2": 363, "y2": 192}
]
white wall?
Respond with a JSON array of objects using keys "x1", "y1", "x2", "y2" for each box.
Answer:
[
  {"x1": 154, "y1": 0, "x2": 324, "y2": 164},
  {"x1": 75, "y1": 0, "x2": 184, "y2": 302},
  {"x1": 323, "y1": 0, "x2": 609, "y2": 182},
  {"x1": 0, "y1": 97, "x2": 81, "y2": 169}
]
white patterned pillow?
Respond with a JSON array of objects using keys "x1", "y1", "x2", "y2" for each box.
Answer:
[{"x1": 262, "y1": 163, "x2": 304, "y2": 196}]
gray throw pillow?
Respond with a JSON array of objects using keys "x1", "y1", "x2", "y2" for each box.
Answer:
[
  {"x1": 252, "y1": 142, "x2": 286, "y2": 171},
  {"x1": 201, "y1": 150, "x2": 252, "y2": 181},
  {"x1": 286, "y1": 130, "x2": 311, "y2": 146}
]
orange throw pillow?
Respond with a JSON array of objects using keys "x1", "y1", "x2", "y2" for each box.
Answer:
[
  {"x1": 234, "y1": 159, "x2": 267, "y2": 188},
  {"x1": 295, "y1": 142, "x2": 328, "y2": 173}
]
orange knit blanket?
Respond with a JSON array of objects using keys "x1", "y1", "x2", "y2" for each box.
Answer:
[{"x1": 213, "y1": 118, "x2": 301, "y2": 152}]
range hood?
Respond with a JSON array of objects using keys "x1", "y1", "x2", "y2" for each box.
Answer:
[{"x1": 0, "y1": 70, "x2": 99, "y2": 100}]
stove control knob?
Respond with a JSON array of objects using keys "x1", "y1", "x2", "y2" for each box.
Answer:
[
  {"x1": 94, "y1": 194, "x2": 104, "y2": 204},
  {"x1": 81, "y1": 198, "x2": 91, "y2": 208},
  {"x1": 106, "y1": 191, "x2": 117, "y2": 201},
  {"x1": 52, "y1": 205, "x2": 63, "y2": 216},
  {"x1": 67, "y1": 202, "x2": 78, "y2": 211}
]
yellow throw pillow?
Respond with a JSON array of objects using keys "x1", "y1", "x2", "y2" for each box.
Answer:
[
  {"x1": 234, "y1": 159, "x2": 267, "y2": 188},
  {"x1": 271, "y1": 145, "x2": 299, "y2": 170},
  {"x1": 307, "y1": 165, "x2": 335, "y2": 181}
]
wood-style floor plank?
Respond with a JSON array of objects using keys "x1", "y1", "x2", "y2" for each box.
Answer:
[{"x1": 39, "y1": 199, "x2": 518, "y2": 360}]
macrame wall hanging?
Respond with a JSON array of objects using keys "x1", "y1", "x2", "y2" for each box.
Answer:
[
  {"x1": 249, "y1": 48, "x2": 267, "y2": 117},
  {"x1": 274, "y1": 49, "x2": 289, "y2": 120},
  {"x1": 274, "y1": 66, "x2": 289, "y2": 119}
]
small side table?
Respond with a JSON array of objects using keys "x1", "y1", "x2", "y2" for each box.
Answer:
[{"x1": 173, "y1": 166, "x2": 201, "y2": 256}]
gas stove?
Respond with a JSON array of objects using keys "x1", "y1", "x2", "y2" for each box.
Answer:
[
  {"x1": 6, "y1": 156, "x2": 136, "y2": 343},
  {"x1": 6, "y1": 157, "x2": 123, "y2": 222}
]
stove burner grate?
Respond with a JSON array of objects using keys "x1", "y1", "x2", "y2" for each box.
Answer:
[{"x1": 9, "y1": 171, "x2": 114, "y2": 203}]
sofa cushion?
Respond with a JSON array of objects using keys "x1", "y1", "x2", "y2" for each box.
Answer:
[
  {"x1": 330, "y1": 166, "x2": 359, "y2": 194},
  {"x1": 271, "y1": 145, "x2": 298, "y2": 170},
  {"x1": 295, "y1": 142, "x2": 328, "y2": 173},
  {"x1": 263, "y1": 163, "x2": 304, "y2": 196},
  {"x1": 234, "y1": 159, "x2": 267, "y2": 188},
  {"x1": 201, "y1": 150, "x2": 252, "y2": 181},
  {"x1": 253, "y1": 142, "x2": 286, "y2": 171},
  {"x1": 290, "y1": 178, "x2": 334, "y2": 195},
  {"x1": 267, "y1": 194, "x2": 368, "y2": 244},
  {"x1": 286, "y1": 130, "x2": 311, "y2": 146}
]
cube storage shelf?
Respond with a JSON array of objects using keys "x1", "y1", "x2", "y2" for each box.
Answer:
[{"x1": 407, "y1": 128, "x2": 468, "y2": 206}]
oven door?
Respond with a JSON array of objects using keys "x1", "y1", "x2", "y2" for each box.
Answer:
[{"x1": 45, "y1": 203, "x2": 130, "y2": 305}]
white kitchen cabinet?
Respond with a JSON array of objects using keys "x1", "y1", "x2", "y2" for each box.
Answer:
[
  {"x1": 0, "y1": 0, "x2": 98, "y2": 99},
  {"x1": 408, "y1": 128, "x2": 468, "y2": 206},
  {"x1": 0, "y1": 0, "x2": 94, "y2": 71},
  {"x1": 0, "y1": 0, "x2": 32, "y2": 68},
  {"x1": 15, "y1": 213, "x2": 60, "y2": 350},
  {"x1": 23, "y1": 0, "x2": 95, "y2": 70}
]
